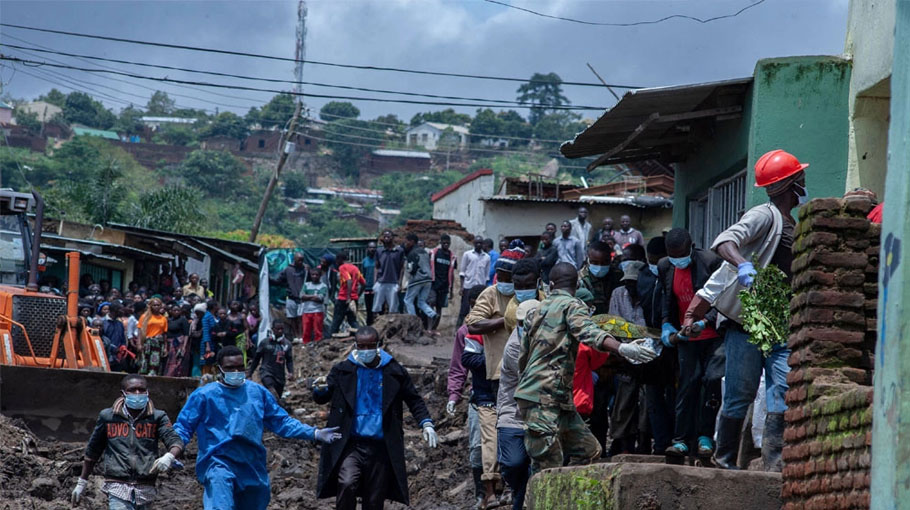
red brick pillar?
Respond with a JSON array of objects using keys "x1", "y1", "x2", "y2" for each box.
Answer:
[{"x1": 782, "y1": 197, "x2": 879, "y2": 510}]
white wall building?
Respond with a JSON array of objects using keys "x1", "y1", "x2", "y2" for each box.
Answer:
[
  {"x1": 406, "y1": 122, "x2": 469, "y2": 150},
  {"x1": 19, "y1": 101, "x2": 62, "y2": 123}
]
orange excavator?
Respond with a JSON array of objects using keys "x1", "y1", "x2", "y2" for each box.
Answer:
[{"x1": 0, "y1": 190, "x2": 198, "y2": 440}]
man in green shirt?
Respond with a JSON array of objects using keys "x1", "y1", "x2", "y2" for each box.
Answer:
[{"x1": 515, "y1": 262, "x2": 657, "y2": 472}]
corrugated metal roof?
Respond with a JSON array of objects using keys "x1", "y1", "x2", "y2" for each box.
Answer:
[
  {"x1": 372, "y1": 149, "x2": 431, "y2": 159},
  {"x1": 482, "y1": 195, "x2": 671, "y2": 209},
  {"x1": 72, "y1": 126, "x2": 120, "y2": 140},
  {"x1": 560, "y1": 77, "x2": 752, "y2": 167}
]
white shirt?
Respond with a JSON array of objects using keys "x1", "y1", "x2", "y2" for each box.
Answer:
[{"x1": 460, "y1": 250, "x2": 491, "y2": 289}]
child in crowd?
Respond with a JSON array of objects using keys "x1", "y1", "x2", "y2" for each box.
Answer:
[{"x1": 301, "y1": 268, "x2": 328, "y2": 344}]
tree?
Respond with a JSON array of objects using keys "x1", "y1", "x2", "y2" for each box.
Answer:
[
  {"x1": 115, "y1": 105, "x2": 145, "y2": 136},
  {"x1": 470, "y1": 109, "x2": 505, "y2": 143},
  {"x1": 258, "y1": 94, "x2": 296, "y2": 129},
  {"x1": 154, "y1": 124, "x2": 198, "y2": 146},
  {"x1": 146, "y1": 91, "x2": 176, "y2": 116},
  {"x1": 38, "y1": 88, "x2": 67, "y2": 107},
  {"x1": 178, "y1": 150, "x2": 247, "y2": 197},
  {"x1": 51, "y1": 136, "x2": 103, "y2": 182},
  {"x1": 533, "y1": 112, "x2": 585, "y2": 147},
  {"x1": 283, "y1": 171, "x2": 309, "y2": 198},
  {"x1": 89, "y1": 156, "x2": 126, "y2": 225},
  {"x1": 323, "y1": 118, "x2": 378, "y2": 180},
  {"x1": 373, "y1": 171, "x2": 462, "y2": 225},
  {"x1": 319, "y1": 101, "x2": 360, "y2": 121},
  {"x1": 516, "y1": 72, "x2": 570, "y2": 125},
  {"x1": 63, "y1": 92, "x2": 115, "y2": 129},
  {"x1": 200, "y1": 111, "x2": 249, "y2": 140},
  {"x1": 128, "y1": 185, "x2": 204, "y2": 234},
  {"x1": 244, "y1": 107, "x2": 261, "y2": 127},
  {"x1": 13, "y1": 108, "x2": 41, "y2": 136},
  {"x1": 410, "y1": 108, "x2": 471, "y2": 127}
]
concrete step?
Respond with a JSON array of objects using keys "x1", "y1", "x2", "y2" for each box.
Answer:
[
  {"x1": 607, "y1": 454, "x2": 667, "y2": 464},
  {"x1": 526, "y1": 462, "x2": 782, "y2": 510}
]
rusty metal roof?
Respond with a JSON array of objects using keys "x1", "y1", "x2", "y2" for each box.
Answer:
[{"x1": 560, "y1": 77, "x2": 752, "y2": 170}]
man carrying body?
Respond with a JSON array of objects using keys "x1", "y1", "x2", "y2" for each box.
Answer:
[
  {"x1": 372, "y1": 230, "x2": 405, "y2": 317},
  {"x1": 174, "y1": 345, "x2": 340, "y2": 509},
  {"x1": 272, "y1": 253, "x2": 308, "y2": 341},
  {"x1": 616, "y1": 215, "x2": 645, "y2": 249},
  {"x1": 313, "y1": 326, "x2": 437, "y2": 510},
  {"x1": 568, "y1": 206, "x2": 591, "y2": 246},
  {"x1": 553, "y1": 221, "x2": 584, "y2": 269},
  {"x1": 515, "y1": 263, "x2": 657, "y2": 472},
  {"x1": 429, "y1": 234, "x2": 457, "y2": 331},
  {"x1": 72, "y1": 374, "x2": 183, "y2": 509},
  {"x1": 684, "y1": 149, "x2": 806, "y2": 471},
  {"x1": 458, "y1": 235, "x2": 491, "y2": 326}
]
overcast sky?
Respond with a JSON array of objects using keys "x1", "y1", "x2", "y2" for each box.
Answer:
[{"x1": 0, "y1": 0, "x2": 849, "y2": 122}]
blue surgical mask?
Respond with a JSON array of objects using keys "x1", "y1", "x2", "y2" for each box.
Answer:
[
  {"x1": 123, "y1": 392, "x2": 148, "y2": 410},
  {"x1": 220, "y1": 368, "x2": 245, "y2": 387},
  {"x1": 649, "y1": 264, "x2": 659, "y2": 276},
  {"x1": 669, "y1": 255, "x2": 691, "y2": 269},
  {"x1": 515, "y1": 288, "x2": 537, "y2": 303},
  {"x1": 588, "y1": 264, "x2": 609, "y2": 278},
  {"x1": 794, "y1": 183, "x2": 809, "y2": 206},
  {"x1": 354, "y1": 348, "x2": 378, "y2": 365},
  {"x1": 496, "y1": 282, "x2": 515, "y2": 296}
]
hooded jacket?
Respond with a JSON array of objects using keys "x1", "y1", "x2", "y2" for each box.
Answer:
[
  {"x1": 84, "y1": 397, "x2": 183, "y2": 485},
  {"x1": 313, "y1": 350, "x2": 432, "y2": 505}
]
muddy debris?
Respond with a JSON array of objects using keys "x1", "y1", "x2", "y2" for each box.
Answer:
[{"x1": 2, "y1": 316, "x2": 476, "y2": 509}]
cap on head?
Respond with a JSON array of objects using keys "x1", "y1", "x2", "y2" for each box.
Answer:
[
  {"x1": 495, "y1": 248, "x2": 525, "y2": 273},
  {"x1": 621, "y1": 261, "x2": 645, "y2": 282},
  {"x1": 516, "y1": 299, "x2": 540, "y2": 322},
  {"x1": 754, "y1": 149, "x2": 809, "y2": 188}
]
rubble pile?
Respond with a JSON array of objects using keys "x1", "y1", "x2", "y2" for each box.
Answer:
[{"x1": 2, "y1": 315, "x2": 474, "y2": 509}]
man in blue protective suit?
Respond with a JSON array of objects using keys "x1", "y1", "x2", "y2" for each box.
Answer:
[
  {"x1": 173, "y1": 345, "x2": 342, "y2": 510},
  {"x1": 312, "y1": 326, "x2": 437, "y2": 510}
]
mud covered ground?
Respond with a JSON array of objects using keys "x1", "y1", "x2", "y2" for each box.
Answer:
[{"x1": 0, "y1": 315, "x2": 479, "y2": 509}]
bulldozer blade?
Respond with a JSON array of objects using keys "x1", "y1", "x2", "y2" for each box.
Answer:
[{"x1": 0, "y1": 365, "x2": 199, "y2": 442}]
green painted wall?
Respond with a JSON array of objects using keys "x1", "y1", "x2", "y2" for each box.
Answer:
[
  {"x1": 747, "y1": 56, "x2": 852, "y2": 208},
  {"x1": 671, "y1": 90, "x2": 752, "y2": 228}
]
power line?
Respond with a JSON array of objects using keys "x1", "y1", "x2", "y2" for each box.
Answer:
[
  {"x1": 0, "y1": 42, "x2": 589, "y2": 108},
  {"x1": 484, "y1": 0, "x2": 768, "y2": 27},
  {"x1": 0, "y1": 55, "x2": 608, "y2": 111},
  {"x1": 0, "y1": 22, "x2": 641, "y2": 89}
]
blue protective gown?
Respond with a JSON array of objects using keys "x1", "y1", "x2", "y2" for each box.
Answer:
[{"x1": 174, "y1": 380, "x2": 316, "y2": 510}]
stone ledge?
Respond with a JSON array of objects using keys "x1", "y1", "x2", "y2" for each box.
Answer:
[{"x1": 526, "y1": 462, "x2": 782, "y2": 510}]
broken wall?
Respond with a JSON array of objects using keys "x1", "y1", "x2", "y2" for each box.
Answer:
[{"x1": 782, "y1": 196, "x2": 879, "y2": 510}]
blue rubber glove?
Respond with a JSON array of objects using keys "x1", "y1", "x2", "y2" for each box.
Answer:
[
  {"x1": 661, "y1": 323, "x2": 677, "y2": 348},
  {"x1": 737, "y1": 261, "x2": 756, "y2": 287}
]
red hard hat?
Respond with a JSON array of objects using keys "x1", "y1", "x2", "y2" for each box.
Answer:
[{"x1": 754, "y1": 149, "x2": 809, "y2": 187}]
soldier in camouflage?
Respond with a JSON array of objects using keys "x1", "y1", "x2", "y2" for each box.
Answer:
[{"x1": 515, "y1": 262, "x2": 658, "y2": 472}]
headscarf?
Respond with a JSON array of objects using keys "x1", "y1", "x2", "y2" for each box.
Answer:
[{"x1": 97, "y1": 301, "x2": 111, "y2": 316}]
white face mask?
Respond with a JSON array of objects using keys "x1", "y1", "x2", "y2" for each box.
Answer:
[{"x1": 794, "y1": 183, "x2": 809, "y2": 206}]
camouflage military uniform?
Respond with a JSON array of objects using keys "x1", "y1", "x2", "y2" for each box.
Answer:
[
  {"x1": 578, "y1": 264, "x2": 621, "y2": 315},
  {"x1": 514, "y1": 289, "x2": 612, "y2": 472}
]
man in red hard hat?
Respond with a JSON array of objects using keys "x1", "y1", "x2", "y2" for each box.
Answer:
[{"x1": 680, "y1": 149, "x2": 808, "y2": 472}]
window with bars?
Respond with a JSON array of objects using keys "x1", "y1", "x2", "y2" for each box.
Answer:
[{"x1": 688, "y1": 170, "x2": 747, "y2": 249}]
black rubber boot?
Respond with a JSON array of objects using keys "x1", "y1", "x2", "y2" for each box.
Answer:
[
  {"x1": 472, "y1": 467, "x2": 484, "y2": 509},
  {"x1": 713, "y1": 414, "x2": 745, "y2": 470},
  {"x1": 761, "y1": 412, "x2": 785, "y2": 472}
]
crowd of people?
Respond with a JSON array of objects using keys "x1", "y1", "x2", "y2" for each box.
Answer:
[
  {"x1": 444, "y1": 149, "x2": 807, "y2": 509},
  {"x1": 69, "y1": 148, "x2": 808, "y2": 510}
]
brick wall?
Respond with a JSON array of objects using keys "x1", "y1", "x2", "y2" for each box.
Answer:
[{"x1": 782, "y1": 196, "x2": 879, "y2": 510}]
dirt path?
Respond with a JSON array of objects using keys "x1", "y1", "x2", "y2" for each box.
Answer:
[{"x1": 1, "y1": 314, "x2": 475, "y2": 509}]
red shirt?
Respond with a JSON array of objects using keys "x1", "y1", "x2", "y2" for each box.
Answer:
[
  {"x1": 337, "y1": 263, "x2": 365, "y2": 300},
  {"x1": 573, "y1": 343, "x2": 609, "y2": 416},
  {"x1": 672, "y1": 266, "x2": 719, "y2": 341}
]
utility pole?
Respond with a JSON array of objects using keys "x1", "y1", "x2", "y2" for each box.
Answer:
[
  {"x1": 872, "y1": 2, "x2": 910, "y2": 508},
  {"x1": 249, "y1": 1, "x2": 306, "y2": 243},
  {"x1": 249, "y1": 101, "x2": 302, "y2": 243}
]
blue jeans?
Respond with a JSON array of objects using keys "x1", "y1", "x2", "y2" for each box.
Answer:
[
  {"x1": 674, "y1": 337, "x2": 724, "y2": 444},
  {"x1": 722, "y1": 327, "x2": 790, "y2": 419},
  {"x1": 498, "y1": 427, "x2": 530, "y2": 510},
  {"x1": 644, "y1": 383, "x2": 675, "y2": 452},
  {"x1": 404, "y1": 281, "x2": 437, "y2": 318},
  {"x1": 109, "y1": 496, "x2": 147, "y2": 510}
]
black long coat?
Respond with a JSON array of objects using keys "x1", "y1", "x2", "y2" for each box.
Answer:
[{"x1": 313, "y1": 356, "x2": 432, "y2": 505}]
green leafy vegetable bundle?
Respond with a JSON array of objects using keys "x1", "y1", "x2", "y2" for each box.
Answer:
[{"x1": 738, "y1": 263, "x2": 791, "y2": 356}]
